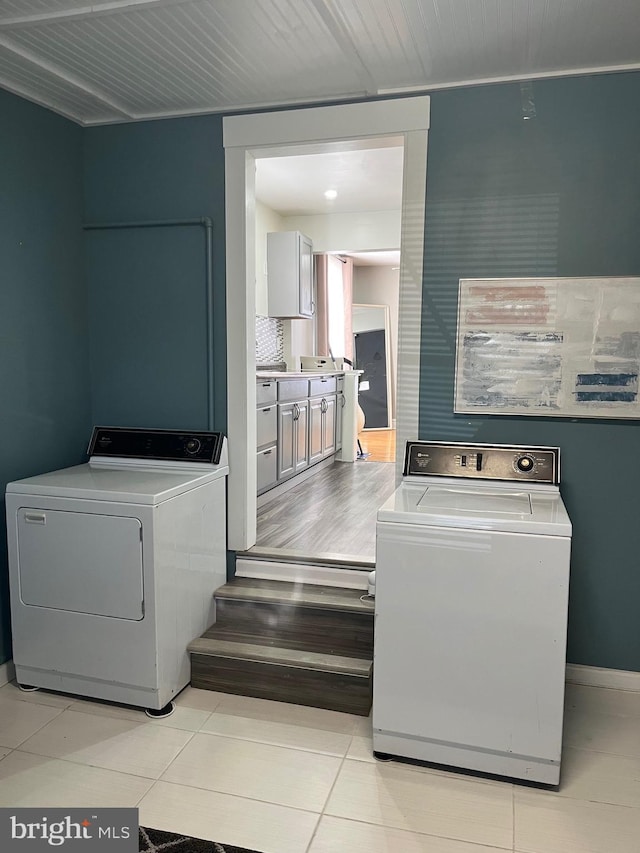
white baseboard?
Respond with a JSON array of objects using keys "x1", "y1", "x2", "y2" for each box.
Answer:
[
  {"x1": 0, "y1": 659, "x2": 15, "y2": 687},
  {"x1": 566, "y1": 664, "x2": 640, "y2": 692},
  {"x1": 236, "y1": 558, "x2": 369, "y2": 589}
]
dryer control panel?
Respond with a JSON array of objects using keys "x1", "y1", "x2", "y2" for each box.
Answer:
[
  {"x1": 88, "y1": 427, "x2": 225, "y2": 464},
  {"x1": 403, "y1": 441, "x2": 559, "y2": 484}
]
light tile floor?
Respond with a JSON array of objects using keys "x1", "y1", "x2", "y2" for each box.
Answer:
[{"x1": 0, "y1": 680, "x2": 639, "y2": 853}]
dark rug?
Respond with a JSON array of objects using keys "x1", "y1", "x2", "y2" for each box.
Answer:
[{"x1": 139, "y1": 826, "x2": 265, "y2": 853}]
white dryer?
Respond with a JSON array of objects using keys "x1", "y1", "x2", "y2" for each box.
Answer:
[
  {"x1": 373, "y1": 441, "x2": 572, "y2": 785},
  {"x1": 6, "y1": 427, "x2": 228, "y2": 716}
]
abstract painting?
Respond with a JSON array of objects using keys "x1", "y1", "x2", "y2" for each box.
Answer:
[{"x1": 454, "y1": 278, "x2": 640, "y2": 418}]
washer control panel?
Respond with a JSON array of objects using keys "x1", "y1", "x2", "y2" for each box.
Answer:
[
  {"x1": 88, "y1": 427, "x2": 225, "y2": 464},
  {"x1": 404, "y1": 442, "x2": 559, "y2": 484}
]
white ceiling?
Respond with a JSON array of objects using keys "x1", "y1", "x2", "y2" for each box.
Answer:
[
  {"x1": 255, "y1": 142, "x2": 404, "y2": 216},
  {"x1": 348, "y1": 250, "x2": 401, "y2": 267},
  {"x1": 0, "y1": 0, "x2": 639, "y2": 127}
]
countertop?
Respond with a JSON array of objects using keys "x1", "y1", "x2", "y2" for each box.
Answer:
[{"x1": 256, "y1": 370, "x2": 355, "y2": 379}]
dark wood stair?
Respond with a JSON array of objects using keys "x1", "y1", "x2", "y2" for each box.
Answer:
[{"x1": 188, "y1": 577, "x2": 374, "y2": 715}]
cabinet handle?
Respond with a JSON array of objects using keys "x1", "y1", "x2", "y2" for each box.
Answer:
[
  {"x1": 262, "y1": 383, "x2": 271, "y2": 387},
  {"x1": 341, "y1": 396, "x2": 346, "y2": 407},
  {"x1": 263, "y1": 449, "x2": 273, "y2": 455},
  {"x1": 262, "y1": 407, "x2": 272, "y2": 412},
  {"x1": 293, "y1": 403, "x2": 299, "y2": 419}
]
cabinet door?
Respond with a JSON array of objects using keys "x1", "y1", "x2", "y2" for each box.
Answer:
[
  {"x1": 277, "y1": 403, "x2": 295, "y2": 479},
  {"x1": 294, "y1": 399, "x2": 309, "y2": 473},
  {"x1": 267, "y1": 231, "x2": 313, "y2": 319},
  {"x1": 335, "y1": 392, "x2": 344, "y2": 452},
  {"x1": 322, "y1": 395, "x2": 337, "y2": 457},
  {"x1": 298, "y1": 233, "x2": 313, "y2": 317},
  {"x1": 257, "y1": 404, "x2": 277, "y2": 448},
  {"x1": 257, "y1": 445, "x2": 277, "y2": 493},
  {"x1": 308, "y1": 397, "x2": 324, "y2": 464}
]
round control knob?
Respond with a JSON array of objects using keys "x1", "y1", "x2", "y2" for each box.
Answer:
[
  {"x1": 516, "y1": 455, "x2": 534, "y2": 472},
  {"x1": 185, "y1": 438, "x2": 201, "y2": 455}
]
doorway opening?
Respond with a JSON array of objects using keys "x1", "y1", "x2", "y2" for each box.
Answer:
[{"x1": 223, "y1": 97, "x2": 430, "y2": 571}]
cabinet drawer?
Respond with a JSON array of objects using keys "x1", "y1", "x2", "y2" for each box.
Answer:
[
  {"x1": 336, "y1": 375, "x2": 345, "y2": 392},
  {"x1": 277, "y1": 379, "x2": 309, "y2": 401},
  {"x1": 257, "y1": 405, "x2": 277, "y2": 447},
  {"x1": 257, "y1": 445, "x2": 277, "y2": 493},
  {"x1": 256, "y1": 380, "x2": 277, "y2": 406},
  {"x1": 309, "y1": 376, "x2": 336, "y2": 397}
]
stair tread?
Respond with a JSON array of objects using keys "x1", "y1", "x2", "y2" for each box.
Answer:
[
  {"x1": 188, "y1": 636, "x2": 372, "y2": 677},
  {"x1": 238, "y1": 547, "x2": 374, "y2": 569},
  {"x1": 199, "y1": 623, "x2": 372, "y2": 660},
  {"x1": 215, "y1": 577, "x2": 374, "y2": 613}
]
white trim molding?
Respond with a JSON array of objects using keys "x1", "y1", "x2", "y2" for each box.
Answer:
[
  {"x1": 235, "y1": 558, "x2": 369, "y2": 590},
  {"x1": 224, "y1": 96, "x2": 430, "y2": 552},
  {"x1": 0, "y1": 659, "x2": 16, "y2": 687},
  {"x1": 566, "y1": 663, "x2": 640, "y2": 692}
]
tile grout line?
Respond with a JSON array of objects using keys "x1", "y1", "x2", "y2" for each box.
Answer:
[
  {"x1": 311, "y1": 741, "x2": 519, "y2": 852},
  {"x1": 563, "y1": 742, "x2": 640, "y2": 759},
  {"x1": 8, "y1": 702, "x2": 67, "y2": 752},
  {"x1": 11, "y1": 744, "x2": 189, "y2": 785},
  {"x1": 11, "y1": 708, "x2": 199, "y2": 783},
  {"x1": 303, "y1": 732, "x2": 354, "y2": 852},
  {"x1": 153, "y1": 725, "x2": 198, "y2": 779},
  {"x1": 8, "y1": 741, "x2": 327, "y2": 819},
  {"x1": 191, "y1": 727, "x2": 352, "y2": 759},
  {"x1": 141, "y1": 774, "x2": 324, "y2": 819}
]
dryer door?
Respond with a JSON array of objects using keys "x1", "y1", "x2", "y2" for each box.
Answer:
[{"x1": 17, "y1": 509, "x2": 144, "y2": 620}]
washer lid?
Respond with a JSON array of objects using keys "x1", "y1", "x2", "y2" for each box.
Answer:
[
  {"x1": 377, "y1": 481, "x2": 571, "y2": 536},
  {"x1": 417, "y1": 486, "x2": 532, "y2": 515},
  {"x1": 6, "y1": 462, "x2": 226, "y2": 505}
]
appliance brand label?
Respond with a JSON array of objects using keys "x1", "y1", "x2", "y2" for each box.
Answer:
[{"x1": 0, "y1": 809, "x2": 138, "y2": 851}]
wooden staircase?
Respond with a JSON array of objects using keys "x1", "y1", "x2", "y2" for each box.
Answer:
[{"x1": 188, "y1": 577, "x2": 374, "y2": 715}]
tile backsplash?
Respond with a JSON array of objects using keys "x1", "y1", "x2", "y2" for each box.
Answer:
[{"x1": 255, "y1": 315, "x2": 284, "y2": 365}]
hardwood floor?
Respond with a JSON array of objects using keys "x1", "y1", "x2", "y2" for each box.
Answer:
[
  {"x1": 359, "y1": 428, "x2": 396, "y2": 463},
  {"x1": 253, "y1": 459, "x2": 398, "y2": 563}
]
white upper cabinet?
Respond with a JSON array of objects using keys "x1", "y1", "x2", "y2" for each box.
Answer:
[{"x1": 267, "y1": 231, "x2": 314, "y2": 318}]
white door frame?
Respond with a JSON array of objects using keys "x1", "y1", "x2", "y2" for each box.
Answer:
[{"x1": 224, "y1": 97, "x2": 430, "y2": 552}]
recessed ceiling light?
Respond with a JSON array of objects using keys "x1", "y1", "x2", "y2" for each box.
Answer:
[{"x1": 324, "y1": 189, "x2": 338, "y2": 200}]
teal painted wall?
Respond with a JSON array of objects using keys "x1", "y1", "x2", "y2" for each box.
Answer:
[
  {"x1": 420, "y1": 72, "x2": 640, "y2": 671},
  {"x1": 83, "y1": 116, "x2": 227, "y2": 431},
  {"x1": 0, "y1": 89, "x2": 91, "y2": 665},
  {"x1": 2, "y1": 70, "x2": 638, "y2": 674}
]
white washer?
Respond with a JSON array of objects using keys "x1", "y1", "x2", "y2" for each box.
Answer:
[
  {"x1": 6, "y1": 427, "x2": 228, "y2": 714},
  {"x1": 373, "y1": 441, "x2": 572, "y2": 785}
]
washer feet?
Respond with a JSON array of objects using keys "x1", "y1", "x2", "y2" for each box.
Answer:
[{"x1": 145, "y1": 701, "x2": 175, "y2": 719}]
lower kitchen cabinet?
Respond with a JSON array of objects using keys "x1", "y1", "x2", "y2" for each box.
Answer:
[
  {"x1": 278, "y1": 399, "x2": 309, "y2": 480},
  {"x1": 336, "y1": 376, "x2": 345, "y2": 453},
  {"x1": 257, "y1": 373, "x2": 343, "y2": 496},
  {"x1": 257, "y1": 444, "x2": 277, "y2": 493},
  {"x1": 323, "y1": 394, "x2": 336, "y2": 456},
  {"x1": 256, "y1": 379, "x2": 278, "y2": 495},
  {"x1": 309, "y1": 393, "x2": 336, "y2": 464}
]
